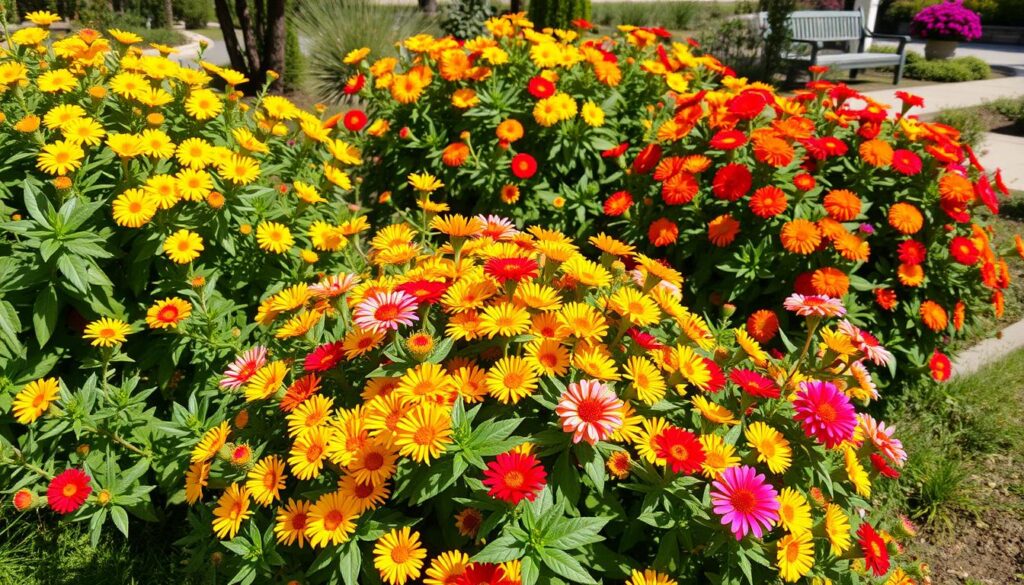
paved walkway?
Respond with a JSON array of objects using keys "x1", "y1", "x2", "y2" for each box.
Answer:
[{"x1": 953, "y1": 318, "x2": 1024, "y2": 377}]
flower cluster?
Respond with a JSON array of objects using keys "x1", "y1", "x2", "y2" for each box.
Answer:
[
  {"x1": 179, "y1": 217, "x2": 917, "y2": 584},
  {"x1": 335, "y1": 16, "x2": 1013, "y2": 383},
  {"x1": 910, "y1": 0, "x2": 983, "y2": 41}
]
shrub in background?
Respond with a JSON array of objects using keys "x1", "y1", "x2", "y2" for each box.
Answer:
[
  {"x1": 905, "y1": 50, "x2": 990, "y2": 81},
  {"x1": 528, "y1": 0, "x2": 591, "y2": 30},
  {"x1": 336, "y1": 17, "x2": 1014, "y2": 385},
  {"x1": 284, "y1": 20, "x2": 306, "y2": 92},
  {"x1": 441, "y1": 0, "x2": 498, "y2": 40},
  {"x1": 175, "y1": 0, "x2": 213, "y2": 29},
  {"x1": 990, "y1": 96, "x2": 1024, "y2": 131}
]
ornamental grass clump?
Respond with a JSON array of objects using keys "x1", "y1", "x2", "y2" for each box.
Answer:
[
  {"x1": 171, "y1": 217, "x2": 917, "y2": 584},
  {"x1": 335, "y1": 14, "x2": 1015, "y2": 384},
  {"x1": 910, "y1": 0, "x2": 983, "y2": 41}
]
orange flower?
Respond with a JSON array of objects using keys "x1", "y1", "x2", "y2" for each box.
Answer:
[
  {"x1": 753, "y1": 135, "x2": 794, "y2": 167},
  {"x1": 994, "y1": 289, "x2": 1005, "y2": 318},
  {"x1": 953, "y1": 300, "x2": 965, "y2": 331},
  {"x1": 920, "y1": 300, "x2": 948, "y2": 331},
  {"x1": 834, "y1": 232, "x2": 869, "y2": 262},
  {"x1": 858, "y1": 139, "x2": 894, "y2": 167},
  {"x1": 593, "y1": 60, "x2": 622, "y2": 86},
  {"x1": 1014, "y1": 234, "x2": 1024, "y2": 260},
  {"x1": 746, "y1": 309, "x2": 779, "y2": 343},
  {"x1": 938, "y1": 173, "x2": 974, "y2": 204},
  {"x1": 811, "y1": 267, "x2": 849, "y2": 297},
  {"x1": 897, "y1": 262, "x2": 924, "y2": 287},
  {"x1": 780, "y1": 219, "x2": 822, "y2": 255},
  {"x1": 661, "y1": 172, "x2": 699, "y2": 205},
  {"x1": 500, "y1": 184, "x2": 520, "y2": 204},
  {"x1": 823, "y1": 189, "x2": 861, "y2": 221},
  {"x1": 648, "y1": 218, "x2": 678, "y2": 247},
  {"x1": 874, "y1": 288, "x2": 897, "y2": 310},
  {"x1": 817, "y1": 217, "x2": 846, "y2": 242},
  {"x1": 888, "y1": 203, "x2": 923, "y2": 235},
  {"x1": 749, "y1": 186, "x2": 787, "y2": 218},
  {"x1": 441, "y1": 143, "x2": 469, "y2": 167},
  {"x1": 708, "y1": 214, "x2": 740, "y2": 247}
]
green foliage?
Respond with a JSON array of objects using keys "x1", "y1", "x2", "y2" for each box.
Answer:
[
  {"x1": 934, "y1": 107, "x2": 986, "y2": 149},
  {"x1": 292, "y1": 0, "x2": 433, "y2": 103},
  {"x1": 590, "y1": 1, "x2": 699, "y2": 29},
  {"x1": 990, "y1": 95, "x2": 1024, "y2": 130},
  {"x1": 283, "y1": 20, "x2": 305, "y2": 93},
  {"x1": 174, "y1": 0, "x2": 212, "y2": 29},
  {"x1": 903, "y1": 50, "x2": 990, "y2": 82},
  {"x1": 441, "y1": 0, "x2": 497, "y2": 40},
  {"x1": 527, "y1": 0, "x2": 591, "y2": 30},
  {"x1": 759, "y1": 0, "x2": 796, "y2": 81},
  {"x1": 698, "y1": 14, "x2": 764, "y2": 78}
]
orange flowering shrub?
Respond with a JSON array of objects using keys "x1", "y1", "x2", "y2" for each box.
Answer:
[{"x1": 335, "y1": 16, "x2": 1015, "y2": 383}]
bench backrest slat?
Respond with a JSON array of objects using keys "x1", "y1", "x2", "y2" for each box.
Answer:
[{"x1": 785, "y1": 11, "x2": 863, "y2": 41}]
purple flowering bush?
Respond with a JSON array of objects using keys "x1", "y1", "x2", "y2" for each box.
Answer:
[{"x1": 910, "y1": 0, "x2": 983, "y2": 41}]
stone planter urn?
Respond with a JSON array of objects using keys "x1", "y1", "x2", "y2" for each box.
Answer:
[{"x1": 924, "y1": 38, "x2": 959, "y2": 60}]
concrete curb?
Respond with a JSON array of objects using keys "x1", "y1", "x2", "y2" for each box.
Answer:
[{"x1": 952, "y1": 318, "x2": 1024, "y2": 378}]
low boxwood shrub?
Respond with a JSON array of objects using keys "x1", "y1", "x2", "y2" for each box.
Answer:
[{"x1": 905, "y1": 51, "x2": 990, "y2": 82}]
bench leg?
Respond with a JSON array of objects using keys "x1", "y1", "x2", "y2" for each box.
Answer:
[
  {"x1": 849, "y1": 68, "x2": 859, "y2": 80},
  {"x1": 894, "y1": 59, "x2": 906, "y2": 85}
]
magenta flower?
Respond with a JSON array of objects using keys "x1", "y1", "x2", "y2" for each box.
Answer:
[
  {"x1": 352, "y1": 290, "x2": 419, "y2": 333},
  {"x1": 555, "y1": 379, "x2": 623, "y2": 445},
  {"x1": 793, "y1": 380, "x2": 858, "y2": 448},
  {"x1": 710, "y1": 465, "x2": 780, "y2": 540},
  {"x1": 220, "y1": 346, "x2": 267, "y2": 389},
  {"x1": 910, "y1": 0, "x2": 982, "y2": 41}
]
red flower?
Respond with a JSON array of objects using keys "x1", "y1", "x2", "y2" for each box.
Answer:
[
  {"x1": 703, "y1": 358, "x2": 726, "y2": 393},
  {"x1": 874, "y1": 288, "x2": 897, "y2": 311},
  {"x1": 456, "y1": 563, "x2": 515, "y2": 585},
  {"x1": 631, "y1": 144, "x2": 662, "y2": 175},
  {"x1": 801, "y1": 136, "x2": 847, "y2": 160},
  {"x1": 711, "y1": 163, "x2": 752, "y2": 201},
  {"x1": 526, "y1": 76, "x2": 555, "y2": 99},
  {"x1": 726, "y1": 89, "x2": 771, "y2": 120},
  {"x1": 749, "y1": 185, "x2": 788, "y2": 218},
  {"x1": 482, "y1": 451, "x2": 547, "y2": 504},
  {"x1": 710, "y1": 129, "x2": 747, "y2": 150},
  {"x1": 47, "y1": 468, "x2": 92, "y2": 515},
  {"x1": 975, "y1": 175, "x2": 999, "y2": 214},
  {"x1": 929, "y1": 350, "x2": 951, "y2": 381},
  {"x1": 343, "y1": 73, "x2": 365, "y2": 95},
  {"x1": 395, "y1": 279, "x2": 449, "y2": 304},
  {"x1": 655, "y1": 426, "x2": 705, "y2": 474},
  {"x1": 601, "y1": 142, "x2": 629, "y2": 158},
  {"x1": 626, "y1": 327, "x2": 664, "y2": 350},
  {"x1": 857, "y1": 523, "x2": 891, "y2": 576},
  {"x1": 304, "y1": 341, "x2": 345, "y2": 372},
  {"x1": 891, "y1": 149, "x2": 922, "y2": 175},
  {"x1": 343, "y1": 109, "x2": 367, "y2": 132},
  {"x1": 746, "y1": 309, "x2": 779, "y2": 343},
  {"x1": 510, "y1": 153, "x2": 537, "y2": 179},
  {"x1": 894, "y1": 90, "x2": 924, "y2": 109},
  {"x1": 897, "y1": 240, "x2": 926, "y2": 265},
  {"x1": 870, "y1": 453, "x2": 901, "y2": 479},
  {"x1": 484, "y1": 257, "x2": 539, "y2": 283},
  {"x1": 793, "y1": 173, "x2": 816, "y2": 191},
  {"x1": 949, "y1": 236, "x2": 980, "y2": 265},
  {"x1": 571, "y1": 18, "x2": 595, "y2": 30},
  {"x1": 603, "y1": 190, "x2": 633, "y2": 216},
  {"x1": 793, "y1": 271, "x2": 816, "y2": 295},
  {"x1": 648, "y1": 217, "x2": 678, "y2": 247},
  {"x1": 729, "y1": 369, "x2": 780, "y2": 398},
  {"x1": 940, "y1": 198, "x2": 971, "y2": 223}
]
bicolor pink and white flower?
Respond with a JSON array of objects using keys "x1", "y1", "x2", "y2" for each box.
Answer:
[
  {"x1": 476, "y1": 215, "x2": 519, "y2": 240},
  {"x1": 793, "y1": 380, "x2": 858, "y2": 448},
  {"x1": 710, "y1": 465, "x2": 780, "y2": 540},
  {"x1": 838, "y1": 320, "x2": 894, "y2": 366},
  {"x1": 783, "y1": 293, "x2": 846, "y2": 318},
  {"x1": 858, "y1": 414, "x2": 907, "y2": 466},
  {"x1": 309, "y1": 273, "x2": 360, "y2": 298},
  {"x1": 555, "y1": 379, "x2": 623, "y2": 445},
  {"x1": 352, "y1": 290, "x2": 419, "y2": 333},
  {"x1": 220, "y1": 346, "x2": 267, "y2": 389}
]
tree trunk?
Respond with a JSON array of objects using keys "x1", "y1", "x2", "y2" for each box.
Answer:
[
  {"x1": 213, "y1": 0, "x2": 249, "y2": 74},
  {"x1": 510, "y1": 0, "x2": 522, "y2": 12},
  {"x1": 417, "y1": 0, "x2": 438, "y2": 15},
  {"x1": 235, "y1": 0, "x2": 263, "y2": 81},
  {"x1": 263, "y1": 0, "x2": 287, "y2": 93},
  {"x1": 163, "y1": 0, "x2": 173, "y2": 28}
]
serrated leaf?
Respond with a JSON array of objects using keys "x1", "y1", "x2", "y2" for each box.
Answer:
[{"x1": 471, "y1": 534, "x2": 525, "y2": 563}]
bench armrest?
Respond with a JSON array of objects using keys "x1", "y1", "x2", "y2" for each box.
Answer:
[
  {"x1": 864, "y1": 30, "x2": 910, "y2": 53},
  {"x1": 789, "y1": 38, "x2": 823, "y2": 61}
]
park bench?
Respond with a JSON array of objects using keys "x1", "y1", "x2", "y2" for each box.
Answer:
[{"x1": 772, "y1": 10, "x2": 911, "y2": 85}]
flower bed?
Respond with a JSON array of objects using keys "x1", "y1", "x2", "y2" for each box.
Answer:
[{"x1": 336, "y1": 17, "x2": 1015, "y2": 385}]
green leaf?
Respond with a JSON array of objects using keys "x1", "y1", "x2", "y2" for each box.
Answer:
[
  {"x1": 520, "y1": 554, "x2": 540, "y2": 585},
  {"x1": 32, "y1": 284, "x2": 58, "y2": 347},
  {"x1": 471, "y1": 534, "x2": 526, "y2": 563},
  {"x1": 538, "y1": 548, "x2": 596, "y2": 584},
  {"x1": 543, "y1": 517, "x2": 609, "y2": 550},
  {"x1": 23, "y1": 180, "x2": 53, "y2": 229},
  {"x1": 338, "y1": 541, "x2": 362, "y2": 585},
  {"x1": 0, "y1": 300, "x2": 25, "y2": 354},
  {"x1": 110, "y1": 506, "x2": 130, "y2": 538}
]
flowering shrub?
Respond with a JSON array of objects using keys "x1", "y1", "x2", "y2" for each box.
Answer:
[
  {"x1": 337, "y1": 16, "x2": 1014, "y2": 383},
  {"x1": 910, "y1": 0, "x2": 983, "y2": 41},
  {"x1": 0, "y1": 15, "x2": 365, "y2": 543},
  {"x1": 163, "y1": 219, "x2": 919, "y2": 584}
]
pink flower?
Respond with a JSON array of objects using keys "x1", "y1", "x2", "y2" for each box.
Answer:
[
  {"x1": 309, "y1": 273, "x2": 360, "y2": 298},
  {"x1": 555, "y1": 379, "x2": 623, "y2": 445},
  {"x1": 783, "y1": 293, "x2": 846, "y2": 318},
  {"x1": 475, "y1": 215, "x2": 519, "y2": 240},
  {"x1": 793, "y1": 380, "x2": 858, "y2": 448},
  {"x1": 352, "y1": 290, "x2": 419, "y2": 333},
  {"x1": 858, "y1": 414, "x2": 907, "y2": 467},
  {"x1": 710, "y1": 465, "x2": 779, "y2": 540},
  {"x1": 220, "y1": 346, "x2": 267, "y2": 389},
  {"x1": 837, "y1": 320, "x2": 894, "y2": 366}
]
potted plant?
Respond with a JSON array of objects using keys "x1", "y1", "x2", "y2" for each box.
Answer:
[{"x1": 910, "y1": 0, "x2": 982, "y2": 59}]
